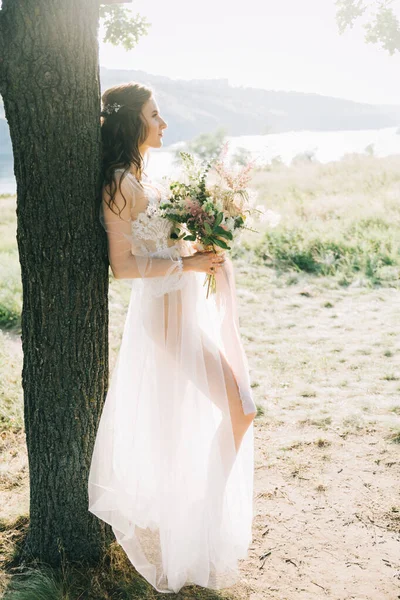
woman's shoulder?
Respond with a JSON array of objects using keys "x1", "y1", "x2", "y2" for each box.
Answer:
[
  {"x1": 108, "y1": 169, "x2": 149, "y2": 198},
  {"x1": 102, "y1": 169, "x2": 148, "y2": 211},
  {"x1": 114, "y1": 168, "x2": 144, "y2": 184},
  {"x1": 111, "y1": 169, "x2": 170, "y2": 203}
]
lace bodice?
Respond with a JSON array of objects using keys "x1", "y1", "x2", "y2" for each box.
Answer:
[{"x1": 114, "y1": 169, "x2": 191, "y2": 259}]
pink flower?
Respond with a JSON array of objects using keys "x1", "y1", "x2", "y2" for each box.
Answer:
[{"x1": 185, "y1": 197, "x2": 202, "y2": 217}]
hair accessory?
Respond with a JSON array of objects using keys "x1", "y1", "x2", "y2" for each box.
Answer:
[{"x1": 101, "y1": 103, "x2": 123, "y2": 116}]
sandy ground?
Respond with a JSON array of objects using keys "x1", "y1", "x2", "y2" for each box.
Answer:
[{"x1": 228, "y1": 262, "x2": 400, "y2": 600}]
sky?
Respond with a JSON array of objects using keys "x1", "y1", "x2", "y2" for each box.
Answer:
[{"x1": 99, "y1": 0, "x2": 400, "y2": 106}]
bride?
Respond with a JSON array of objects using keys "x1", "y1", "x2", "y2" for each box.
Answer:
[{"x1": 88, "y1": 81, "x2": 257, "y2": 594}]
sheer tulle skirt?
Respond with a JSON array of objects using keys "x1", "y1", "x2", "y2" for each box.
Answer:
[{"x1": 88, "y1": 254, "x2": 255, "y2": 594}]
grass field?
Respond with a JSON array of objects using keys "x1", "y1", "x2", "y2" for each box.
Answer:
[{"x1": 1, "y1": 153, "x2": 400, "y2": 599}]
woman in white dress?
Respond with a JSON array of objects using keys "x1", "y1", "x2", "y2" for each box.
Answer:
[{"x1": 88, "y1": 82, "x2": 257, "y2": 594}]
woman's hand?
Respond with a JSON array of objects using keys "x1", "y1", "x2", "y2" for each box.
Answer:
[{"x1": 183, "y1": 250, "x2": 226, "y2": 274}]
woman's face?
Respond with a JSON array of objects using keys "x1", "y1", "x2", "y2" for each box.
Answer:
[{"x1": 140, "y1": 96, "x2": 167, "y2": 150}]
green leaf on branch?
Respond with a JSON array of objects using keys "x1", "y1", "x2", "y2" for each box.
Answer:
[
  {"x1": 335, "y1": 0, "x2": 400, "y2": 55},
  {"x1": 99, "y1": 4, "x2": 151, "y2": 51}
]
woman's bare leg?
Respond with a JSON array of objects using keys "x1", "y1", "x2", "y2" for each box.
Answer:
[
  {"x1": 159, "y1": 291, "x2": 256, "y2": 453},
  {"x1": 200, "y1": 333, "x2": 256, "y2": 452}
]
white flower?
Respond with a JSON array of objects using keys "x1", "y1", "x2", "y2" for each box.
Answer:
[
  {"x1": 254, "y1": 205, "x2": 281, "y2": 227},
  {"x1": 224, "y1": 216, "x2": 235, "y2": 231},
  {"x1": 203, "y1": 201, "x2": 216, "y2": 214}
]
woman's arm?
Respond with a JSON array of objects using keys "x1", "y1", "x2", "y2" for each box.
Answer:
[{"x1": 100, "y1": 172, "x2": 225, "y2": 280}]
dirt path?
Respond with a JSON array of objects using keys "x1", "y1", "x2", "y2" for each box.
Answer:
[{"x1": 230, "y1": 262, "x2": 400, "y2": 600}]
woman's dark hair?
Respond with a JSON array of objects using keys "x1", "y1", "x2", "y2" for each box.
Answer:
[{"x1": 101, "y1": 81, "x2": 154, "y2": 216}]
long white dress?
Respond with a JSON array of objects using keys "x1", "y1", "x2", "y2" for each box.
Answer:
[{"x1": 88, "y1": 169, "x2": 257, "y2": 594}]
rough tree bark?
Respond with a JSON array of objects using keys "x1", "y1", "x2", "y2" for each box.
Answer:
[{"x1": 0, "y1": 0, "x2": 111, "y2": 564}]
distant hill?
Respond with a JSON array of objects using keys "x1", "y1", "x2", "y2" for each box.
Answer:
[
  {"x1": 99, "y1": 67, "x2": 400, "y2": 144},
  {"x1": 1, "y1": 66, "x2": 400, "y2": 167}
]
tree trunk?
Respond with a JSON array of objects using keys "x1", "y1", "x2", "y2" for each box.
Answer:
[{"x1": 0, "y1": 0, "x2": 111, "y2": 565}]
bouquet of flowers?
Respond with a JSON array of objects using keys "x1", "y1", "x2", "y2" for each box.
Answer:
[{"x1": 159, "y1": 142, "x2": 280, "y2": 298}]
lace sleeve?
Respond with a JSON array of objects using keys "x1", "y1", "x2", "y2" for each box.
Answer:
[{"x1": 99, "y1": 171, "x2": 183, "y2": 281}]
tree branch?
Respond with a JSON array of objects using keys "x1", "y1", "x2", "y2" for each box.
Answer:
[{"x1": 335, "y1": 0, "x2": 400, "y2": 55}]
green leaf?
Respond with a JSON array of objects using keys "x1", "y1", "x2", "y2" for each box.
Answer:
[
  {"x1": 235, "y1": 216, "x2": 244, "y2": 226},
  {"x1": 214, "y1": 212, "x2": 223, "y2": 227},
  {"x1": 184, "y1": 235, "x2": 197, "y2": 241},
  {"x1": 214, "y1": 226, "x2": 233, "y2": 239},
  {"x1": 204, "y1": 222, "x2": 213, "y2": 235},
  {"x1": 212, "y1": 238, "x2": 230, "y2": 249}
]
